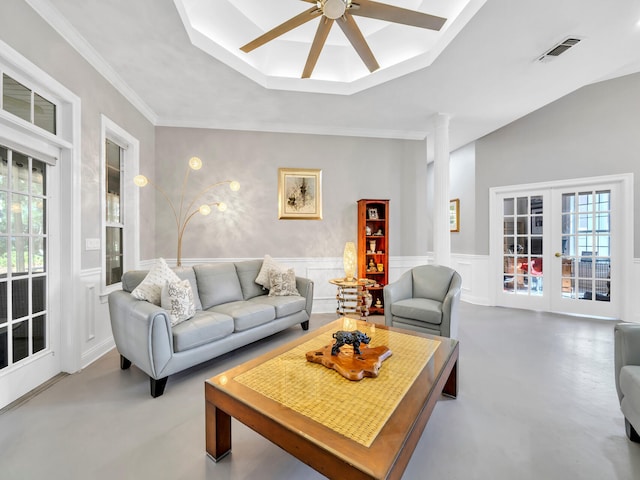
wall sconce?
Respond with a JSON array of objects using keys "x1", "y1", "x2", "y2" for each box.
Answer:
[
  {"x1": 134, "y1": 156, "x2": 240, "y2": 266},
  {"x1": 343, "y1": 241, "x2": 357, "y2": 281}
]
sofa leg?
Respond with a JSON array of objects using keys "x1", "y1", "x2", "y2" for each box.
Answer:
[
  {"x1": 150, "y1": 377, "x2": 168, "y2": 398},
  {"x1": 301, "y1": 320, "x2": 309, "y2": 331},
  {"x1": 625, "y1": 418, "x2": 640, "y2": 443},
  {"x1": 120, "y1": 355, "x2": 132, "y2": 370}
]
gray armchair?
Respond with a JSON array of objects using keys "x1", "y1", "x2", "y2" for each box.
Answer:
[
  {"x1": 383, "y1": 264, "x2": 462, "y2": 338},
  {"x1": 614, "y1": 322, "x2": 640, "y2": 442}
]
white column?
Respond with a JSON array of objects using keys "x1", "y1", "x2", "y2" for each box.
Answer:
[{"x1": 432, "y1": 113, "x2": 451, "y2": 266}]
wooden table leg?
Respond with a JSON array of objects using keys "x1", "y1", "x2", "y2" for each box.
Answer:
[
  {"x1": 205, "y1": 401, "x2": 232, "y2": 462},
  {"x1": 442, "y1": 358, "x2": 458, "y2": 398}
]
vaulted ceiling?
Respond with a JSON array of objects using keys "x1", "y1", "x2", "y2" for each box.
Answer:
[{"x1": 31, "y1": 0, "x2": 640, "y2": 150}]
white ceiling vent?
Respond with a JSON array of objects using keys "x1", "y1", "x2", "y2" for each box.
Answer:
[{"x1": 537, "y1": 37, "x2": 582, "y2": 62}]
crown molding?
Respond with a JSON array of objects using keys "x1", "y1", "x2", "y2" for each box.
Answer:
[{"x1": 25, "y1": 0, "x2": 158, "y2": 124}]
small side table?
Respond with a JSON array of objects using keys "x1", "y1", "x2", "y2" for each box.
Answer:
[{"x1": 329, "y1": 278, "x2": 376, "y2": 319}]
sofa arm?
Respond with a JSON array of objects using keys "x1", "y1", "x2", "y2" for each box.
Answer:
[
  {"x1": 296, "y1": 277, "x2": 315, "y2": 317},
  {"x1": 441, "y1": 272, "x2": 462, "y2": 339},
  {"x1": 615, "y1": 322, "x2": 640, "y2": 401},
  {"x1": 108, "y1": 290, "x2": 174, "y2": 379},
  {"x1": 383, "y1": 270, "x2": 413, "y2": 326}
]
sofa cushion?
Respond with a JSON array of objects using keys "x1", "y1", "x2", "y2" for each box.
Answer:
[
  {"x1": 194, "y1": 263, "x2": 244, "y2": 309},
  {"x1": 210, "y1": 301, "x2": 275, "y2": 332},
  {"x1": 161, "y1": 279, "x2": 196, "y2": 326},
  {"x1": 235, "y1": 259, "x2": 267, "y2": 300},
  {"x1": 171, "y1": 311, "x2": 234, "y2": 352},
  {"x1": 268, "y1": 268, "x2": 300, "y2": 296},
  {"x1": 248, "y1": 295, "x2": 306, "y2": 318},
  {"x1": 391, "y1": 298, "x2": 443, "y2": 325},
  {"x1": 131, "y1": 258, "x2": 180, "y2": 305}
]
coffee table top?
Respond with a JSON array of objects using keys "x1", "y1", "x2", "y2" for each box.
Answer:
[{"x1": 206, "y1": 317, "x2": 459, "y2": 479}]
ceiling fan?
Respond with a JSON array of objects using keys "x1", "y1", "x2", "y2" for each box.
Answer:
[{"x1": 240, "y1": 0, "x2": 447, "y2": 79}]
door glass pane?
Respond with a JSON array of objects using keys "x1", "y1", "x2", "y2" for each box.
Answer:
[
  {"x1": 12, "y1": 320, "x2": 29, "y2": 363},
  {"x1": 11, "y1": 194, "x2": 29, "y2": 234},
  {"x1": 32, "y1": 198, "x2": 45, "y2": 235},
  {"x1": 0, "y1": 191, "x2": 6, "y2": 234},
  {"x1": 11, "y1": 237, "x2": 29, "y2": 275},
  {"x1": 560, "y1": 189, "x2": 611, "y2": 302},
  {"x1": 503, "y1": 195, "x2": 544, "y2": 296},
  {"x1": 503, "y1": 198, "x2": 514, "y2": 215},
  {"x1": 12, "y1": 278, "x2": 28, "y2": 319},
  {"x1": 11, "y1": 152, "x2": 29, "y2": 193},
  {"x1": 32, "y1": 237, "x2": 45, "y2": 273},
  {"x1": 0, "y1": 325, "x2": 6, "y2": 369},
  {"x1": 0, "y1": 238, "x2": 6, "y2": 278},
  {"x1": 33, "y1": 315, "x2": 46, "y2": 353},
  {"x1": 32, "y1": 276, "x2": 46, "y2": 314},
  {"x1": 0, "y1": 281, "x2": 6, "y2": 322},
  {"x1": 32, "y1": 160, "x2": 46, "y2": 196}
]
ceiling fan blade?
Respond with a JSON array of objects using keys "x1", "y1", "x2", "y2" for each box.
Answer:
[
  {"x1": 351, "y1": 0, "x2": 446, "y2": 31},
  {"x1": 302, "y1": 18, "x2": 334, "y2": 78},
  {"x1": 241, "y1": 7, "x2": 322, "y2": 53},
  {"x1": 336, "y1": 14, "x2": 379, "y2": 73}
]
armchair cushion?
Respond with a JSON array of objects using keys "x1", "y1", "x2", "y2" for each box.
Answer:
[
  {"x1": 390, "y1": 298, "x2": 443, "y2": 325},
  {"x1": 413, "y1": 265, "x2": 455, "y2": 301}
]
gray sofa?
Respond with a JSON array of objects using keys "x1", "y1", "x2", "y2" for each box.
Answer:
[
  {"x1": 108, "y1": 259, "x2": 314, "y2": 397},
  {"x1": 614, "y1": 322, "x2": 640, "y2": 442}
]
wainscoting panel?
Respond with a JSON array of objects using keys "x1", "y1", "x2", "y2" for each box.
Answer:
[{"x1": 79, "y1": 269, "x2": 115, "y2": 369}]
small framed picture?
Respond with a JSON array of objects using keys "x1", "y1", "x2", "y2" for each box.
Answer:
[
  {"x1": 368, "y1": 208, "x2": 379, "y2": 219},
  {"x1": 449, "y1": 199, "x2": 460, "y2": 232},
  {"x1": 278, "y1": 168, "x2": 322, "y2": 220}
]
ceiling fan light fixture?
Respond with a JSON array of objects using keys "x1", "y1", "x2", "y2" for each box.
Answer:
[{"x1": 320, "y1": 0, "x2": 351, "y2": 20}]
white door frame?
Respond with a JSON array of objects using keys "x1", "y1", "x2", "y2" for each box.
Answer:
[
  {"x1": 0, "y1": 40, "x2": 82, "y2": 409},
  {"x1": 489, "y1": 173, "x2": 633, "y2": 320}
]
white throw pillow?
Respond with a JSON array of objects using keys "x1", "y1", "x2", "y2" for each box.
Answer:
[
  {"x1": 131, "y1": 258, "x2": 180, "y2": 305},
  {"x1": 255, "y1": 254, "x2": 285, "y2": 290},
  {"x1": 268, "y1": 268, "x2": 300, "y2": 297},
  {"x1": 161, "y1": 279, "x2": 196, "y2": 326}
]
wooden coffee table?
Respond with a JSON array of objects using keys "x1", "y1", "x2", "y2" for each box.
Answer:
[{"x1": 205, "y1": 318, "x2": 458, "y2": 480}]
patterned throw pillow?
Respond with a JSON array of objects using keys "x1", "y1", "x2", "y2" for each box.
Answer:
[
  {"x1": 255, "y1": 254, "x2": 285, "y2": 290},
  {"x1": 268, "y1": 268, "x2": 300, "y2": 297},
  {"x1": 131, "y1": 258, "x2": 180, "y2": 305},
  {"x1": 161, "y1": 279, "x2": 196, "y2": 326}
]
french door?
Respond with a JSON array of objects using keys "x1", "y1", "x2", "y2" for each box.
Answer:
[
  {"x1": 493, "y1": 176, "x2": 629, "y2": 319},
  {"x1": 0, "y1": 145, "x2": 59, "y2": 406}
]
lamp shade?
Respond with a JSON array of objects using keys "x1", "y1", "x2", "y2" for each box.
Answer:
[{"x1": 343, "y1": 241, "x2": 357, "y2": 281}]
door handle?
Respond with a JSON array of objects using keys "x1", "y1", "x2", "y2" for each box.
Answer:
[{"x1": 554, "y1": 252, "x2": 562, "y2": 258}]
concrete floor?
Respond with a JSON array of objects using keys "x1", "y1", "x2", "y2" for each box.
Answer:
[{"x1": 1, "y1": 303, "x2": 639, "y2": 479}]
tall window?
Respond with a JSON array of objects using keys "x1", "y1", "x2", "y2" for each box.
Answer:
[
  {"x1": 0, "y1": 145, "x2": 48, "y2": 369},
  {"x1": 105, "y1": 139, "x2": 123, "y2": 286}
]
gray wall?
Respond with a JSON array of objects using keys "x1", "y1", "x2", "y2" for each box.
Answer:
[
  {"x1": 1, "y1": 0, "x2": 157, "y2": 268},
  {"x1": 154, "y1": 128, "x2": 428, "y2": 260},
  {"x1": 473, "y1": 72, "x2": 640, "y2": 256}
]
